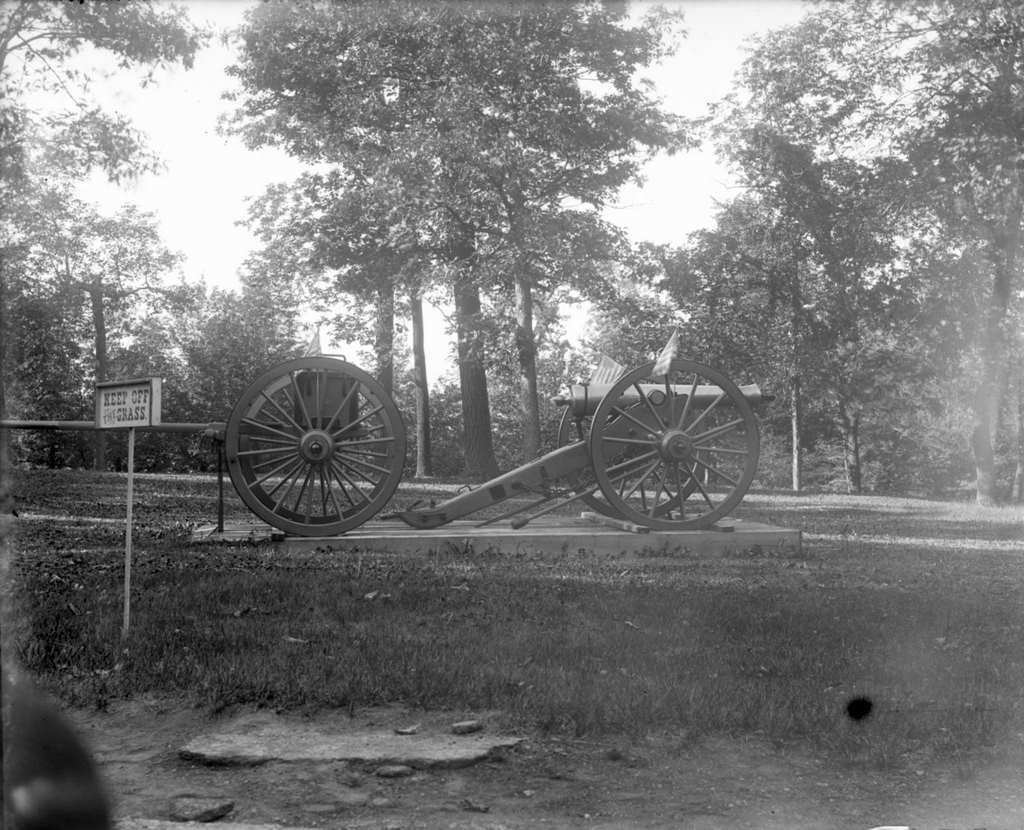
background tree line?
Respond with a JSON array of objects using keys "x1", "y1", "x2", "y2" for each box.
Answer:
[{"x1": 2, "y1": 0, "x2": 1022, "y2": 505}]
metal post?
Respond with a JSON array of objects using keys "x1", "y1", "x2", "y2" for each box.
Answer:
[{"x1": 122, "y1": 427, "x2": 135, "y2": 638}]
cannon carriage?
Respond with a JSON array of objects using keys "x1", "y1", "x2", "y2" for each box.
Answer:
[{"x1": 223, "y1": 351, "x2": 767, "y2": 537}]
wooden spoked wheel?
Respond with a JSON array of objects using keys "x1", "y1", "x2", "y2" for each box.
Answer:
[
  {"x1": 225, "y1": 357, "x2": 406, "y2": 536},
  {"x1": 589, "y1": 358, "x2": 759, "y2": 530}
]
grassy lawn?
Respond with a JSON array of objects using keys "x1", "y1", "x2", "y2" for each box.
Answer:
[{"x1": 7, "y1": 469, "x2": 1024, "y2": 772}]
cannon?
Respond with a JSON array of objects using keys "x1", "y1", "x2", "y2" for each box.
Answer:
[{"x1": 222, "y1": 353, "x2": 765, "y2": 536}]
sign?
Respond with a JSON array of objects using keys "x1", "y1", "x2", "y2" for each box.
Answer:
[
  {"x1": 95, "y1": 378, "x2": 161, "y2": 430},
  {"x1": 93, "y1": 376, "x2": 162, "y2": 637}
]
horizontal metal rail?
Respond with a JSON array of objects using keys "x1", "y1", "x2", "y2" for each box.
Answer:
[{"x1": 0, "y1": 420, "x2": 226, "y2": 436}]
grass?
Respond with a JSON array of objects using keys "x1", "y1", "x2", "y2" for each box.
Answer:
[{"x1": 7, "y1": 468, "x2": 1024, "y2": 771}]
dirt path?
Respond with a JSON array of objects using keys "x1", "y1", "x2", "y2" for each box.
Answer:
[{"x1": 72, "y1": 695, "x2": 1024, "y2": 830}]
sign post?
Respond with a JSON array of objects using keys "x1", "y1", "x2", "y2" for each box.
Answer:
[
  {"x1": 95, "y1": 377, "x2": 161, "y2": 637},
  {"x1": 124, "y1": 426, "x2": 135, "y2": 636}
]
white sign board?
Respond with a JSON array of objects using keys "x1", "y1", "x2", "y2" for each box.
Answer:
[{"x1": 95, "y1": 378, "x2": 162, "y2": 430}]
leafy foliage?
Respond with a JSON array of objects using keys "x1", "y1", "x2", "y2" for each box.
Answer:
[{"x1": 227, "y1": 0, "x2": 689, "y2": 475}]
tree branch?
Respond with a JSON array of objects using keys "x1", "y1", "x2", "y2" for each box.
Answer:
[{"x1": 13, "y1": 32, "x2": 84, "y2": 108}]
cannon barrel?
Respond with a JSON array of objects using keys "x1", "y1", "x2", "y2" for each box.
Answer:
[{"x1": 551, "y1": 382, "x2": 764, "y2": 419}]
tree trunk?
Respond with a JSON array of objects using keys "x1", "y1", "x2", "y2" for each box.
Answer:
[
  {"x1": 453, "y1": 275, "x2": 498, "y2": 481},
  {"x1": 839, "y1": 405, "x2": 862, "y2": 495},
  {"x1": 410, "y1": 291, "x2": 433, "y2": 478},
  {"x1": 0, "y1": 250, "x2": 9, "y2": 473},
  {"x1": 971, "y1": 379, "x2": 1001, "y2": 505},
  {"x1": 373, "y1": 280, "x2": 395, "y2": 395},
  {"x1": 514, "y1": 274, "x2": 540, "y2": 462},
  {"x1": 788, "y1": 260, "x2": 803, "y2": 493},
  {"x1": 973, "y1": 232, "x2": 1018, "y2": 504},
  {"x1": 1012, "y1": 378, "x2": 1023, "y2": 503},
  {"x1": 89, "y1": 280, "x2": 108, "y2": 471},
  {"x1": 790, "y1": 374, "x2": 802, "y2": 492}
]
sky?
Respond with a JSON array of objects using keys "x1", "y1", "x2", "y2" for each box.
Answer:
[{"x1": 77, "y1": 0, "x2": 810, "y2": 380}]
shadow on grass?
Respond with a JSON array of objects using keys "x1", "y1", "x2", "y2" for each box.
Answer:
[{"x1": 740, "y1": 492, "x2": 1023, "y2": 544}]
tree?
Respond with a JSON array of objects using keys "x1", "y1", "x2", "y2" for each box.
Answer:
[
  {"x1": 227, "y1": 0, "x2": 687, "y2": 478},
  {"x1": 177, "y1": 285, "x2": 303, "y2": 424},
  {"x1": 722, "y1": 0, "x2": 1024, "y2": 502},
  {"x1": 0, "y1": 1, "x2": 204, "y2": 465},
  {"x1": 14, "y1": 191, "x2": 186, "y2": 468},
  {"x1": 701, "y1": 128, "x2": 905, "y2": 492},
  {"x1": 0, "y1": 2, "x2": 204, "y2": 186}
]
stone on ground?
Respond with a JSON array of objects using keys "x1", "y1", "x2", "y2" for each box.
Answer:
[
  {"x1": 168, "y1": 794, "x2": 234, "y2": 822},
  {"x1": 179, "y1": 714, "x2": 522, "y2": 770}
]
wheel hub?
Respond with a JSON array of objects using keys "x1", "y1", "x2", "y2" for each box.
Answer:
[
  {"x1": 659, "y1": 429, "x2": 694, "y2": 462},
  {"x1": 299, "y1": 429, "x2": 334, "y2": 463}
]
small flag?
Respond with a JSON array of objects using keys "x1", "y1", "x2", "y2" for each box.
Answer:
[
  {"x1": 651, "y1": 329, "x2": 680, "y2": 377},
  {"x1": 590, "y1": 354, "x2": 627, "y2": 385},
  {"x1": 302, "y1": 324, "x2": 322, "y2": 356}
]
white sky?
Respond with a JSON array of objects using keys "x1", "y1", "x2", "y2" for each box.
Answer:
[{"x1": 76, "y1": 0, "x2": 810, "y2": 381}]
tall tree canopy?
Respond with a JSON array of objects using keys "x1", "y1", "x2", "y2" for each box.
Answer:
[
  {"x1": 702, "y1": 0, "x2": 1024, "y2": 502},
  {"x1": 0, "y1": 1, "x2": 205, "y2": 468},
  {"x1": 227, "y1": 0, "x2": 688, "y2": 478}
]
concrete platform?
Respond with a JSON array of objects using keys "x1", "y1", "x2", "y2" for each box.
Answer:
[{"x1": 192, "y1": 515, "x2": 800, "y2": 556}]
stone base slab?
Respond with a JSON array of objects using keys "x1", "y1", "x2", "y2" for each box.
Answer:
[{"x1": 192, "y1": 516, "x2": 801, "y2": 556}]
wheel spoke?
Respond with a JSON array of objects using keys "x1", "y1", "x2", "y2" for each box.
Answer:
[
  {"x1": 608, "y1": 404, "x2": 659, "y2": 436},
  {"x1": 604, "y1": 449, "x2": 659, "y2": 479},
  {"x1": 691, "y1": 417, "x2": 746, "y2": 445},
  {"x1": 339, "y1": 458, "x2": 382, "y2": 489},
  {"x1": 336, "y1": 446, "x2": 391, "y2": 460},
  {"x1": 647, "y1": 466, "x2": 668, "y2": 517},
  {"x1": 326, "y1": 461, "x2": 356, "y2": 510},
  {"x1": 684, "y1": 392, "x2": 727, "y2": 435},
  {"x1": 620, "y1": 458, "x2": 662, "y2": 501},
  {"x1": 635, "y1": 382, "x2": 666, "y2": 431},
  {"x1": 339, "y1": 436, "x2": 396, "y2": 448},
  {"x1": 673, "y1": 464, "x2": 686, "y2": 517},
  {"x1": 698, "y1": 445, "x2": 748, "y2": 456},
  {"x1": 692, "y1": 456, "x2": 740, "y2": 487},
  {"x1": 602, "y1": 435, "x2": 658, "y2": 448},
  {"x1": 269, "y1": 460, "x2": 306, "y2": 510},
  {"x1": 253, "y1": 453, "x2": 303, "y2": 488},
  {"x1": 675, "y1": 374, "x2": 700, "y2": 430},
  {"x1": 290, "y1": 372, "x2": 314, "y2": 430},
  {"x1": 241, "y1": 417, "x2": 300, "y2": 442},
  {"x1": 316, "y1": 464, "x2": 329, "y2": 515},
  {"x1": 683, "y1": 462, "x2": 717, "y2": 510},
  {"x1": 259, "y1": 389, "x2": 304, "y2": 433},
  {"x1": 321, "y1": 465, "x2": 343, "y2": 518},
  {"x1": 323, "y1": 381, "x2": 360, "y2": 433},
  {"x1": 332, "y1": 403, "x2": 385, "y2": 438},
  {"x1": 251, "y1": 452, "x2": 300, "y2": 472},
  {"x1": 315, "y1": 371, "x2": 323, "y2": 429},
  {"x1": 336, "y1": 452, "x2": 392, "y2": 477},
  {"x1": 238, "y1": 445, "x2": 298, "y2": 460},
  {"x1": 293, "y1": 465, "x2": 315, "y2": 516},
  {"x1": 330, "y1": 459, "x2": 372, "y2": 505},
  {"x1": 238, "y1": 435, "x2": 299, "y2": 448}
]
